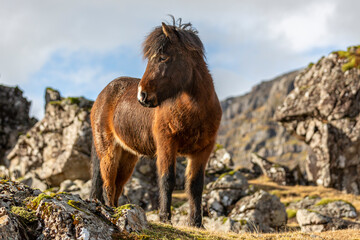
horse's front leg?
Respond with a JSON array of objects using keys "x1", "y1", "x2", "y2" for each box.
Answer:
[
  {"x1": 186, "y1": 143, "x2": 214, "y2": 227},
  {"x1": 156, "y1": 141, "x2": 177, "y2": 223}
]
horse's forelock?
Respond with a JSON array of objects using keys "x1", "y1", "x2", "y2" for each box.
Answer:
[{"x1": 142, "y1": 18, "x2": 205, "y2": 60}]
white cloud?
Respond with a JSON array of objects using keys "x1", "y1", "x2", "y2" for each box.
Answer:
[{"x1": 0, "y1": 0, "x2": 359, "y2": 118}]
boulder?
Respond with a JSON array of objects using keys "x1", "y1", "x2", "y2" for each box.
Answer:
[
  {"x1": 276, "y1": 46, "x2": 360, "y2": 194},
  {"x1": 0, "y1": 85, "x2": 36, "y2": 166},
  {"x1": 203, "y1": 170, "x2": 248, "y2": 217},
  {"x1": 296, "y1": 209, "x2": 360, "y2": 232},
  {"x1": 7, "y1": 88, "x2": 93, "y2": 186},
  {"x1": 229, "y1": 190, "x2": 287, "y2": 232}
]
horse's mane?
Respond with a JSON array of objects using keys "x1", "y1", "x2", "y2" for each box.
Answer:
[{"x1": 143, "y1": 16, "x2": 205, "y2": 60}]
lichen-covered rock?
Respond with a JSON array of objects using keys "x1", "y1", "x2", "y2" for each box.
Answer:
[
  {"x1": 311, "y1": 199, "x2": 357, "y2": 219},
  {"x1": 229, "y1": 190, "x2": 287, "y2": 232},
  {"x1": 114, "y1": 204, "x2": 148, "y2": 233},
  {"x1": 0, "y1": 205, "x2": 29, "y2": 240},
  {"x1": 0, "y1": 85, "x2": 36, "y2": 166},
  {"x1": 276, "y1": 46, "x2": 360, "y2": 194},
  {"x1": 7, "y1": 88, "x2": 93, "y2": 186},
  {"x1": 296, "y1": 209, "x2": 360, "y2": 232},
  {"x1": 203, "y1": 171, "x2": 248, "y2": 217},
  {"x1": 0, "y1": 179, "x2": 148, "y2": 239}
]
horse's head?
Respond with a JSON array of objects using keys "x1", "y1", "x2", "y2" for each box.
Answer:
[{"x1": 138, "y1": 20, "x2": 204, "y2": 107}]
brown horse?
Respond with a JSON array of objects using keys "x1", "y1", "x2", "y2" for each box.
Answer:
[{"x1": 90, "y1": 18, "x2": 222, "y2": 227}]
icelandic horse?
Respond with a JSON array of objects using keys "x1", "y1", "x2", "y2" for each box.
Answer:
[{"x1": 90, "y1": 18, "x2": 222, "y2": 227}]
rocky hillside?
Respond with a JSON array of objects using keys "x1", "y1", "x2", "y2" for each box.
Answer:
[
  {"x1": 276, "y1": 46, "x2": 360, "y2": 194},
  {"x1": 218, "y1": 71, "x2": 308, "y2": 170},
  {"x1": 0, "y1": 85, "x2": 36, "y2": 166}
]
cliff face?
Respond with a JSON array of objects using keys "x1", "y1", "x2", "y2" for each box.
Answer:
[
  {"x1": 0, "y1": 85, "x2": 36, "y2": 166},
  {"x1": 276, "y1": 46, "x2": 360, "y2": 194},
  {"x1": 218, "y1": 71, "x2": 308, "y2": 170}
]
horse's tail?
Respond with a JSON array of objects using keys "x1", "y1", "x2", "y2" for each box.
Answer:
[{"x1": 90, "y1": 138, "x2": 105, "y2": 203}]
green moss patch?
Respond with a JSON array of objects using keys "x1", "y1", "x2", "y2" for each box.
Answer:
[
  {"x1": 286, "y1": 209, "x2": 297, "y2": 219},
  {"x1": 11, "y1": 206, "x2": 37, "y2": 223},
  {"x1": 28, "y1": 193, "x2": 53, "y2": 209},
  {"x1": 315, "y1": 198, "x2": 355, "y2": 209},
  {"x1": 67, "y1": 200, "x2": 90, "y2": 215},
  {"x1": 333, "y1": 45, "x2": 360, "y2": 72},
  {"x1": 218, "y1": 170, "x2": 236, "y2": 180}
]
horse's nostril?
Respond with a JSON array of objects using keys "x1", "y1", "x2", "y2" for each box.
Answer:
[{"x1": 140, "y1": 91, "x2": 147, "y2": 102}]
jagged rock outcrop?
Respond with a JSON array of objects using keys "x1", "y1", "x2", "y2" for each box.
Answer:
[
  {"x1": 218, "y1": 71, "x2": 308, "y2": 172},
  {"x1": 0, "y1": 179, "x2": 148, "y2": 239},
  {"x1": 276, "y1": 46, "x2": 360, "y2": 194},
  {"x1": 7, "y1": 88, "x2": 93, "y2": 186},
  {"x1": 0, "y1": 85, "x2": 36, "y2": 166},
  {"x1": 251, "y1": 153, "x2": 306, "y2": 185}
]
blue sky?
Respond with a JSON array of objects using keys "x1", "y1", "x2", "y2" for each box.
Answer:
[{"x1": 1, "y1": 0, "x2": 359, "y2": 118}]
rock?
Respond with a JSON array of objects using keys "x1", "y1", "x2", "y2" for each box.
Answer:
[
  {"x1": 276, "y1": 47, "x2": 360, "y2": 194},
  {"x1": 250, "y1": 153, "x2": 306, "y2": 185},
  {"x1": 0, "y1": 179, "x2": 148, "y2": 239},
  {"x1": 286, "y1": 196, "x2": 321, "y2": 210},
  {"x1": 19, "y1": 172, "x2": 48, "y2": 192},
  {"x1": 206, "y1": 147, "x2": 233, "y2": 175},
  {"x1": 0, "y1": 205, "x2": 29, "y2": 240},
  {"x1": 7, "y1": 88, "x2": 93, "y2": 186},
  {"x1": 114, "y1": 204, "x2": 148, "y2": 233},
  {"x1": 0, "y1": 166, "x2": 9, "y2": 179},
  {"x1": 203, "y1": 216, "x2": 244, "y2": 233},
  {"x1": 296, "y1": 209, "x2": 360, "y2": 232},
  {"x1": 0, "y1": 85, "x2": 36, "y2": 166},
  {"x1": 218, "y1": 71, "x2": 309, "y2": 171},
  {"x1": 311, "y1": 200, "x2": 357, "y2": 219},
  {"x1": 229, "y1": 190, "x2": 287, "y2": 232},
  {"x1": 203, "y1": 170, "x2": 248, "y2": 217}
]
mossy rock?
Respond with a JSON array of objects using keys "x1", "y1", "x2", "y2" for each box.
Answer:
[{"x1": 333, "y1": 45, "x2": 360, "y2": 72}]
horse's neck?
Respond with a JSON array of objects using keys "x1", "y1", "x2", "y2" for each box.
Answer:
[{"x1": 188, "y1": 64, "x2": 216, "y2": 103}]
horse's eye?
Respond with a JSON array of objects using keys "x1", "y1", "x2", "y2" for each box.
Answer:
[{"x1": 159, "y1": 56, "x2": 169, "y2": 62}]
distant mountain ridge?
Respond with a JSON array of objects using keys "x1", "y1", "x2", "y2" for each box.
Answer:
[{"x1": 218, "y1": 70, "x2": 309, "y2": 170}]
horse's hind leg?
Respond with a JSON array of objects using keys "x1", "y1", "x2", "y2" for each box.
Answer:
[
  {"x1": 114, "y1": 149, "x2": 138, "y2": 205},
  {"x1": 186, "y1": 144, "x2": 214, "y2": 227},
  {"x1": 100, "y1": 144, "x2": 122, "y2": 207}
]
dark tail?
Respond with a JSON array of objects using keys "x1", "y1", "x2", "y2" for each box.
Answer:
[{"x1": 90, "y1": 138, "x2": 105, "y2": 203}]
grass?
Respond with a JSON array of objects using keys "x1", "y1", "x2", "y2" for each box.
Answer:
[{"x1": 125, "y1": 222, "x2": 360, "y2": 240}]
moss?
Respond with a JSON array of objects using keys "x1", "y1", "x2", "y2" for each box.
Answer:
[
  {"x1": 49, "y1": 100, "x2": 62, "y2": 105},
  {"x1": 214, "y1": 143, "x2": 224, "y2": 152},
  {"x1": 218, "y1": 170, "x2": 236, "y2": 180},
  {"x1": 65, "y1": 97, "x2": 81, "y2": 105},
  {"x1": 222, "y1": 217, "x2": 228, "y2": 224},
  {"x1": 26, "y1": 133, "x2": 31, "y2": 138},
  {"x1": 286, "y1": 209, "x2": 297, "y2": 219},
  {"x1": 315, "y1": 198, "x2": 355, "y2": 209},
  {"x1": 308, "y1": 194, "x2": 320, "y2": 199},
  {"x1": 46, "y1": 87, "x2": 57, "y2": 92},
  {"x1": 307, "y1": 62, "x2": 314, "y2": 68},
  {"x1": 113, "y1": 204, "x2": 136, "y2": 220},
  {"x1": 29, "y1": 193, "x2": 53, "y2": 209},
  {"x1": 333, "y1": 45, "x2": 360, "y2": 72},
  {"x1": 11, "y1": 206, "x2": 37, "y2": 223},
  {"x1": 67, "y1": 200, "x2": 90, "y2": 215},
  {"x1": 239, "y1": 219, "x2": 247, "y2": 226}
]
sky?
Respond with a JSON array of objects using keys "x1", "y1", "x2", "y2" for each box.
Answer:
[{"x1": 0, "y1": 0, "x2": 359, "y2": 119}]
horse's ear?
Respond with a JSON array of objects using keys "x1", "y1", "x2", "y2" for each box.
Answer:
[{"x1": 162, "y1": 22, "x2": 174, "y2": 40}]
